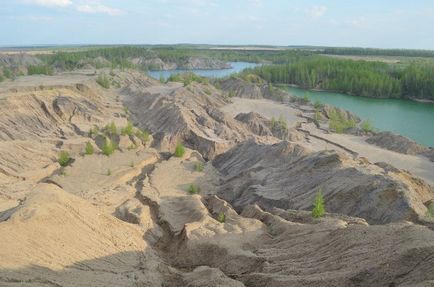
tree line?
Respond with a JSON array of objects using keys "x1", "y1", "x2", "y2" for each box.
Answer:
[{"x1": 244, "y1": 56, "x2": 434, "y2": 99}]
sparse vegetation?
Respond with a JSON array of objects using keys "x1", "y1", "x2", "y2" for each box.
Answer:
[
  {"x1": 107, "y1": 169, "x2": 112, "y2": 176},
  {"x1": 89, "y1": 126, "x2": 99, "y2": 137},
  {"x1": 135, "y1": 129, "x2": 150, "y2": 143},
  {"x1": 84, "y1": 142, "x2": 94, "y2": 155},
  {"x1": 194, "y1": 162, "x2": 204, "y2": 172},
  {"x1": 27, "y1": 65, "x2": 53, "y2": 76},
  {"x1": 271, "y1": 115, "x2": 287, "y2": 130},
  {"x1": 217, "y1": 212, "x2": 226, "y2": 223},
  {"x1": 314, "y1": 100, "x2": 322, "y2": 110},
  {"x1": 188, "y1": 184, "x2": 200, "y2": 194},
  {"x1": 174, "y1": 143, "x2": 186, "y2": 157},
  {"x1": 121, "y1": 121, "x2": 134, "y2": 136},
  {"x1": 312, "y1": 189, "x2": 325, "y2": 218},
  {"x1": 361, "y1": 120, "x2": 375, "y2": 133},
  {"x1": 302, "y1": 93, "x2": 310, "y2": 104},
  {"x1": 104, "y1": 122, "x2": 118, "y2": 136},
  {"x1": 102, "y1": 137, "x2": 116, "y2": 156},
  {"x1": 129, "y1": 161, "x2": 134, "y2": 168},
  {"x1": 328, "y1": 108, "x2": 356, "y2": 133},
  {"x1": 58, "y1": 151, "x2": 71, "y2": 167},
  {"x1": 96, "y1": 74, "x2": 110, "y2": 89},
  {"x1": 426, "y1": 202, "x2": 434, "y2": 218},
  {"x1": 159, "y1": 75, "x2": 166, "y2": 83}
]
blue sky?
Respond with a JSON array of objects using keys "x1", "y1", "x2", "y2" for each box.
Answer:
[{"x1": 1, "y1": 0, "x2": 434, "y2": 49}]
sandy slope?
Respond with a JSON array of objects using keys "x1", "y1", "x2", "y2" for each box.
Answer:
[{"x1": 221, "y1": 97, "x2": 434, "y2": 185}]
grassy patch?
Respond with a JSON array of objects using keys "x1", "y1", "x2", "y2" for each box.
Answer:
[
  {"x1": 194, "y1": 162, "x2": 204, "y2": 172},
  {"x1": 426, "y1": 202, "x2": 434, "y2": 218},
  {"x1": 104, "y1": 122, "x2": 118, "y2": 136},
  {"x1": 135, "y1": 129, "x2": 150, "y2": 143},
  {"x1": 27, "y1": 65, "x2": 54, "y2": 76},
  {"x1": 102, "y1": 137, "x2": 116, "y2": 156},
  {"x1": 271, "y1": 115, "x2": 287, "y2": 130},
  {"x1": 174, "y1": 143, "x2": 186, "y2": 158},
  {"x1": 121, "y1": 121, "x2": 134, "y2": 136},
  {"x1": 312, "y1": 188, "x2": 325, "y2": 218},
  {"x1": 58, "y1": 151, "x2": 71, "y2": 167},
  {"x1": 188, "y1": 184, "x2": 200, "y2": 194},
  {"x1": 328, "y1": 108, "x2": 356, "y2": 133},
  {"x1": 107, "y1": 169, "x2": 112, "y2": 176},
  {"x1": 217, "y1": 212, "x2": 226, "y2": 223},
  {"x1": 84, "y1": 141, "x2": 94, "y2": 155},
  {"x1": 361, "y1": 120, "x2": 375, "y2": 133},
  {"x1": 96, "y1": 74, "x2": 110, "y2": 89}
]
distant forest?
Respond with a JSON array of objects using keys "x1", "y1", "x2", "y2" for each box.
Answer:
[
  {"x1": 1, "y1": 46, "x2": 434, "y2": 99},
  {"x1": 244, "y1": 56, "x2": 434, "y2": 100}
]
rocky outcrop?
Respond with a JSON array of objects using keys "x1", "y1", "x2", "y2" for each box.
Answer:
[
  {"x1": 235, "y1": 112, "x2": 302, "y2": 141},
  {"x1": 122, "y1": 82, "x2": 257, "y2": 159},
  {"x1": 367, "y1": 131, "x2": 430, "y2": 155},
  {"x1": 211, "y1": 140, "x2": 434, "y2": 224}
]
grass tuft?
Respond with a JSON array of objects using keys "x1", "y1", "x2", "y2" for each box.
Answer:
[
  {"x1": 85, "y1": 141, "x2": 94, "y2": 155},
  {"x1": 174, "y1": 143, "x2": 185, "y2": 158},
  {"x1": 58, "y1": 151, "x2": 71, "y2": 167},
  {"x1": 188, "y1": 184, "x2": 200, "y2": 194},
  {"x1": 312, "y1": 188, "x2": 325, "y2": 218}
]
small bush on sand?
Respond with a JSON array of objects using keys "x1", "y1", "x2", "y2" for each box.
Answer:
[
  {"x1": 302, "y1": 93, "x2": 310, "y2": 104},
  {"x1": 329, "y1": 108, "x2": 356, "y2": 133},
  {"x1": 85, "y1": 141, "x2": 94, "y2": 155},
  {"x1": 312, "y1": 189, "x2": 325, "y2": 218},
  {"x1": 129, "y1": 161, "x2": 134, "y2": 168},
  {"x1": 121, "y1": 121, "x2": 134, "y2": 136},
  {"x1": 105, "y1": 122, "x2": 118, "y2": 136},
  {"x1": 102, "y1": 138, "x2": 116, "y2": 156},
  {"x1": 426, "y1": 202, "x2": 434, "y2": 218},
  {"x1": 174, "y1": 143, "x2": 185, "y2": 157},
  {"x1": 135, "y1": 129, "x2": 150, "y2": 143},
  {"x1": 96, "y1": 74, "x2": 110, "y2": 89},
  {"x1": 314, "y1": 100, "x2": 322, "y2": 110},
  {"x1": 194, "y1": 162, "x2": 204, "y2": 172},
  {"x1": 188, "y1": 184, "x2": 200, "y2": 194},
  {"x1": 58, "y1": 151, "x2": 71, "y2": 167},
  {"x1": 107, "y1": 169, "x2": 112, "y2": 176},
  {"x1": 361, "y1": 120, "x2": 375, "y2": 133},
  {"x1": 217, "y1": 212, "x2": 226, "y2": 223},
  {"x1": 89, "y1": 126, "x2": 99, "y2": 137}
]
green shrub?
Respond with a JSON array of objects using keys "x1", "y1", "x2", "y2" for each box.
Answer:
[
  {"x1": 174, "y1": 143, "x2": 185, "y2": 157},
  {"x1": 217, "y1": 212, "x2": 226, "y2": 223},
  {"x1": 361, "y1": 120, "x2": 375, "y2": 133},
  {"x1": 329, "y1": 108, "x2": 356, "y2": 133},
  {"x1": 312, "y1": 189, "x2": 325, "y2": 218},
  {"x1": 107, "y1": 169, "x2": 112, "y2": 176},
  {"x1": 314, "y1": 100, "x2": 322, "y2": 110},
  {"x1": 27, "y1": 65, "x2": 53, "y2": 76},
  {"x1": 135, "y1": 129, "x2": 150, "y2": 143},
  {"x1": 271, "y1": 115, "x2": 287, "y2": 130},
  {"x1": 85, "y1": 141, "x2": 94, "y2": 155},
  {"x1": 102, "y1": 138, "x2": 116, "y2": 156},
  {"x1": 105, "y1": 122, "x2": 117, "y2": 136},
  {"x1": 302, "y1": 93, "x2": 310, "y2": 104},
  {"x1": 159, "y1": 75, "x2": 166, "y2": 83},
  {"x1": 89, "y1": 126, "x2": 99, "y2": 137},
  {"x1": 58, "y1": 151, "x2": 71, "y2": 167},
  {"x1": 188, "y1": 184, "x2": 200, "y2": 194},
  {"x1": 96, "y1": 74, "x2": 110, "y2": 89},
  {"x1": 426, "y1": 202, "x2": 434, "y2": 218},
  {"x1": 194, "y1": 162, "x2": 204, "y2": 172},
  {"x1": 121, "y1": 121, "x2": 134, "y2": 136},
  {"x1": 3, "y1": 68, "x2": 12, "y2": 79}
]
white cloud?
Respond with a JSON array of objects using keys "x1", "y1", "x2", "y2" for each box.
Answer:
[
  {"x1": 76, "y1": 3, "x2": 123, "y2": 16},
  {"x1": 306, "y1": 5, "x2": 328, "y2": 18},
  {"x1": 23, "y1": 0, "x2": 72, "y2": 7}
]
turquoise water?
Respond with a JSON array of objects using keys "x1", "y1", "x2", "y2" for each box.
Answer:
[
  {"x1": 148, "y1": 61, "x2": 259, "y2": 80},
  {"x1": 285, "y1": 86, "x2": 434, "y2": 147}
]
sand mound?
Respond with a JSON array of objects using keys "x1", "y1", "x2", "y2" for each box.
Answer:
[
  {"x1": 122, "y1": 82, "x2": 258, "y2": 159},
  {"x1": 235, "y1": 112, "x2": 302, "y2": 141},
  {"x1": 211, "y1": 140, "x2": 434, "y2": 224}
]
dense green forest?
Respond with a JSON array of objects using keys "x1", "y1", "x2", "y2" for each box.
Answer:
[
  {"x1": 245, "y1": 56, "x2": 434, "y2": 99},
  {"x1": 320, "y1": 47, "x2": 434, "y2": 58}
]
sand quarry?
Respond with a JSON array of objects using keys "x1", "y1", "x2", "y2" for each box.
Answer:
[{"x1": 0, "y1": 70, "x2": 434, "y2": 286}]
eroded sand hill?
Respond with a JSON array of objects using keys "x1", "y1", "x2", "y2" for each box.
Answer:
[{"x1": 0, "y1": 70, "x2": 434, "y2": 287}]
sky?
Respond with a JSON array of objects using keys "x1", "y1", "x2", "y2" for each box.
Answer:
[{"x1": 1, "y1": 0, "x2": 434, "y2": 49}]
